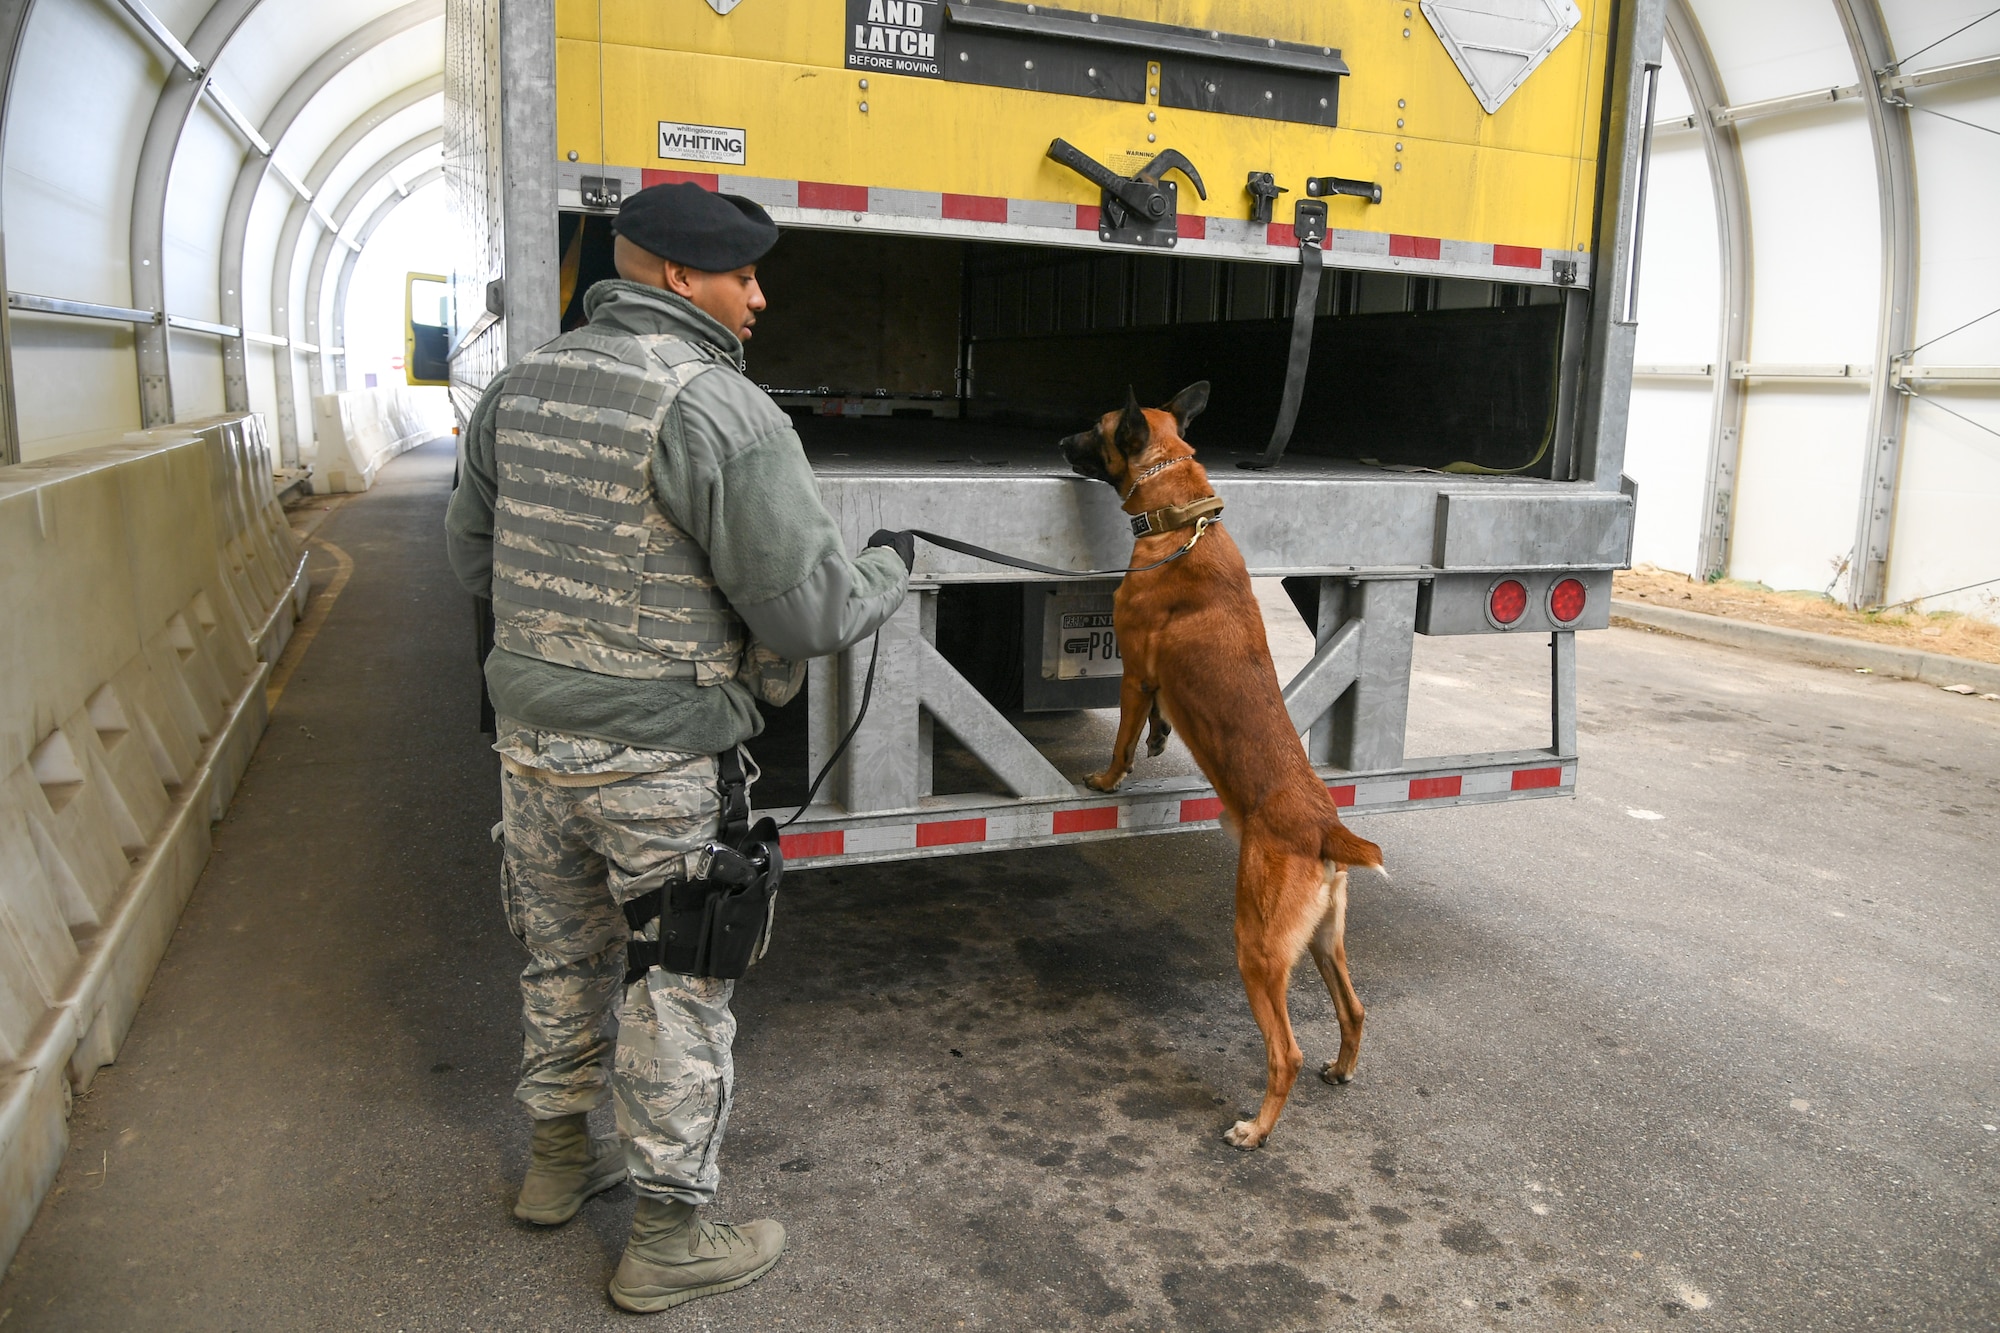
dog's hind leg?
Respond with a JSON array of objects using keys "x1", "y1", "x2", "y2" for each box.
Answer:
[
  {"x1": 1085, "y1": 673, "x2": 1155, "y2": 792},
  {"x1": 1307, "y1": 869, "x2": 1366, "y2": 1085},
  {"x1": 1145, "y1": 698, "x2": 1173, "y2": 757},
  {"x1": 1224, "y1": 851, "x2": 1326, "y2": 1150}
]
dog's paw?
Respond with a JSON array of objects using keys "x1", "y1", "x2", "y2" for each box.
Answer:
[
  {"x1": 1145, "y1": 731, "x2": 1171, "y2": 758},
  {"x1": 1320, "y1": 1062, "x2": 1353, "y2": 1086},
  {"x1": 1082, "y1": 771, "x2": 1123, "y2": 793},
  {"x1": 1222, "y1": 1120, "x2": 1265, "y2": 1151}
]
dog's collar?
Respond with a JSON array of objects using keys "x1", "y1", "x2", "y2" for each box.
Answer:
[
  {"x1": 1130, "y1": 494, "x2": 1225, "y2": 538},
  {"x1": 1120, "y1": 456, "x2": 1188, "y2": 502}
]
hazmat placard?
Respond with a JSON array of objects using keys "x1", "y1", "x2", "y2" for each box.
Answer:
[
  {"x1": 657, "y1": 120, "x2": 747, "y2": 165},
  {"x1": 846, "y1": 0, "x2": 942, "y2": 78}
]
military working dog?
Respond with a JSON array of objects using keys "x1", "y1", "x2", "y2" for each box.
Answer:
[{"x1": 1059, "y1": 383, "x2": 1384, "y2": 1151}]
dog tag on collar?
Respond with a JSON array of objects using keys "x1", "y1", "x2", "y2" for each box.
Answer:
[{"x1": 1130, "y1": 514, "x2": 1154, "y2": 537}]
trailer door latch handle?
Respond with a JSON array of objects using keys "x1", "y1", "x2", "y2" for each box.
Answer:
[
  {"x1": 1047, "y1": 139, "x2": 1206, "y2": 248},
  {"x1": 1306, "y1": 175, "x2": 1383, "y2": 205},
  {"x1": 1246, "y1": 171, "x2": 1289, "y2": 225}
]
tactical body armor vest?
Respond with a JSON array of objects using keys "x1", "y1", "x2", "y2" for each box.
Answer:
[{"x1": 490, "y1": 329, "x2": 746, "y2": 684}]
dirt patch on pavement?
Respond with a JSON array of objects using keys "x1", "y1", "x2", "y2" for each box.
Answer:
[{"x1": 1614, "y1": 566, "x2": 2000, "y2": 668}]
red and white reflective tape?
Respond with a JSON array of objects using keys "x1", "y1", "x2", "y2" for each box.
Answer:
[
  {"x1": 773, "y1": 759, "x2": 1574, "y2": 868},
  {"x1": 557, "y1": 163, "x2": 1591, "y2": 288}
]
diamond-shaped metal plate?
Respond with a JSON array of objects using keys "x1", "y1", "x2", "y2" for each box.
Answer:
[{"x1": 1421, "y1": 0, "x2": 1582, "y2": 115}]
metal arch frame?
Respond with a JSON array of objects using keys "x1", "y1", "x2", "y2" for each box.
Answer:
[
  {"x1": 1833, "y1": 0, "x2": 1917, "y2": 610},
  {"x1": 129, "y1": 0, "x2": 264, "y2": 427},
  {"x1": 301, "y1": 137, "x2": 444, "y2": 397},
  {"x1": 331, "y1": 165, "x2": 445, "y2": 390},
  {"x1": 1664, "y1": 0, "x2": 1753, "y2": 581},
  {"x1": 218, "y1": 0, "x2": 445, "y2": 412},
  {"x1": 268, "y1": 108, "x2": 443, "y2": 459},
  {"x1": 272, "y1": 75, "x2": 440, "y2": 384},
  {"x1": 0, "y1": 0, "x2": 38, "y2": 464}
]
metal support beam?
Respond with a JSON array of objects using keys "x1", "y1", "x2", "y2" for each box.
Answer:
[
  {"x1": 1310, "y1": 579, "x2": 1418, "y2": 771},
  {"x1": 109, "y1": 0, "x2": 204, "y2": 75},
  {"x1": 1835, "y1": 0, "x2": 1918, "y2": 609},
  {"x1": 216, "y1": 1, "x2": 444, "y2": 412},
  {"x1": 1712, "y1": 83, "x2": 1862, "y2": 125},
  {"x1": 7, "y1": 292, "x2": 158, "y2": 324},
  {"x1": 1550, "y1": 633, "x2": 1577, "y2": 758},
  {"x1": 332, "y1": 166, "x2": 446, "y2": 390},
  {"x1": 129, "y1": 0, "x2": 263, "y2": 427},
  {"x1": 1574, "y1": 0, "x2": 1667, "y2": 493},
  {"x1": 1281, "y1": 618, "x2": 1361, "y2": 737},
  {"x1": 499, "y1": 0, "x2": 560, "y2": 363},
  {"x1": 200, "y1": 79, "x2": 269, "y2": 153},
  {"x1": 1665, "y1": 0, "x2": 1752, "y2": 582},
  {"x1": 303, "y1": 141, "x2": 444, "y2": 400},
  {"x1": 1881, "y1": 53, "x2": 2000, "y2": 93},
  {"x1": 811, "y1": 594, "x2": 1072, "y2": 816},
  {"x1": 165, "y1": 313, "x2": 239, "y2": 337}
]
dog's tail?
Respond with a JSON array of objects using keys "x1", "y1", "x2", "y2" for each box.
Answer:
[{"x1": 1321, "y1": 819, "x2": 1384, "y2": 872}]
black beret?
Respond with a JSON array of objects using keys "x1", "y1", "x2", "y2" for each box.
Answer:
[{"x1": 613, "y1": 181, "x2": 779, "y2": 271}]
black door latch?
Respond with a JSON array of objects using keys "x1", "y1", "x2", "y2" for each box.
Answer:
[
  {"x1": 1047, "y1": 139, "x2": 1207, "y2": 248},
  {"x1": 1246, "y1": 172, "x2": 1289, "y2": 224}
]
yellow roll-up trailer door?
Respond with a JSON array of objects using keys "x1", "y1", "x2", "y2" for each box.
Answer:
[{"x1": 552, "y1": 0, "x2": 1609, "y2": 286}]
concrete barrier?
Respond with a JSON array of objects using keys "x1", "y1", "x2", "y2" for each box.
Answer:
[
  {"x1": 308, "y1": 386, "x2": 449, "y2": 494},
  {"x1": 0, "y1": 413, "x2": 305, "y2": 1271}
]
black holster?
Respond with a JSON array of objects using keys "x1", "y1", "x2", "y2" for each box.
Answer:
[{"x1": 621, "y1": 749, "x2": 783, "y2": 984}]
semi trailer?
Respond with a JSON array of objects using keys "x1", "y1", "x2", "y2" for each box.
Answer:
[{"x1": 442, "y1": 0, "x2": 1660, "y2": 868}]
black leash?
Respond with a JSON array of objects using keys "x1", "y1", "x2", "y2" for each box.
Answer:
[
  {"x1": 778, "y1": 517, "x2": 1216, "y2": 826},
  {"x1": 905, "y1": 518, "x2": 1214, "y2": 580},
  {"x1": 776, "y1": 630, "x2": 881, "y2": 830}
]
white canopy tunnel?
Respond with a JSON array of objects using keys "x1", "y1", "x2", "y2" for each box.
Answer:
[
  {"x1": 0, "y1": 0, "x2": 1995, "y2": 615},
  {"x1": 0, "y1": 0, "x2": 447, "y2": 464},
  {"x1": 1624, "y1": 0, "x2": 2000, "y2": 614}
]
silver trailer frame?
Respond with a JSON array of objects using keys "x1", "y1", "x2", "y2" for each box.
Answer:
[{"x1": 446, "y1": 0, "x2": 1664, "y2": 868}]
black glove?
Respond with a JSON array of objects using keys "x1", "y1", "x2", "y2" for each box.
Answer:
[{"x1": 866, "y1": 528, "x2": 916, "y2": 573}]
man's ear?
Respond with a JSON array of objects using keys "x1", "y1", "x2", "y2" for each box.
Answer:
[
  {"x1": 660, "y1": 259, "x2": 698, "y2": 298},
  {"x1": 1114, "y1": 386, "x2": 1151, "y2": 457},
  {"x1": 1165, "y1": 381, "x2": 1210, "y2": 435}
]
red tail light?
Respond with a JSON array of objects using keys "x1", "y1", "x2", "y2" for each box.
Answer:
[
  {"x1": 1549, "y1": 577, "x2": 1587, "y2": 624},
  {"x1": 1488, "y1": 578, "x2": 1528, "y2": 626}
]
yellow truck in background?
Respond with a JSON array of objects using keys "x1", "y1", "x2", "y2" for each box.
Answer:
[{"x1": 443, "y1": 0, "x2": 1664, "y2": 867}]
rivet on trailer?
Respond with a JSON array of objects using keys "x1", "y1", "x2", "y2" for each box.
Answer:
[{"x1": 441, "y1": 0, "x2": 1661, "y2": 868}]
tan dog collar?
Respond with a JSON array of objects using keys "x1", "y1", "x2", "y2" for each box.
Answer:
[{"x1": 1129, "y1": 494, "x2": 1224, "y2": 538}]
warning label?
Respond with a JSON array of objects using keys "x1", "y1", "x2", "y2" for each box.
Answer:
[
  {"x1": 657, "y1": 120, "x2": 747, "y2": 165},
  {"x1": 846, "y1": 0, "x2": 943, "y2": 78}
]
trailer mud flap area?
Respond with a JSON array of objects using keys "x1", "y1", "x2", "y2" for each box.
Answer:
[
  {"x1": 773, "y1": 750, "x2": 1578, "y2": 869},
  {"x1": 780, "y1": 580, "x2": 1583, "y2": 870}
]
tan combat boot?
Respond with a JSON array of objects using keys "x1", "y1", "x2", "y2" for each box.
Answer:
[
  {"x1": 513, "y1": 1112, "x2": 627, "y2": 1224},
  {"x1": 607, "y1": 1196, "x2": 786, "y2": 1312}
]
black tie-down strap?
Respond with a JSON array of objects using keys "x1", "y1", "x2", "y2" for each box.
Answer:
[
  {"x1": 622, "y1": 750, "x2": 783, "y2": 984},
  {"x1": 1241, "y1": 200, "x2": 1328, "y2": 471}
]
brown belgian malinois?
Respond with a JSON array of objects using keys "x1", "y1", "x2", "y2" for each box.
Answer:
[{"x1": 1059, "y1": 382, "x2": 1385, "y2": 1150}]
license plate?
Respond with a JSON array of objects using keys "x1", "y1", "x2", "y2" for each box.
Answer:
[{"x1": 1056, "y1": 610, "x2": 1121, "y2": 679}]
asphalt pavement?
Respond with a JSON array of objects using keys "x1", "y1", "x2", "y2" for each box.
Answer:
[{"x1": 1, "y1": 442, "x2": 1994, "y2": 1331}]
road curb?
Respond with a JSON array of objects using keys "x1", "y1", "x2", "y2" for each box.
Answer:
[{"x1": 1610, "y1": 600, "x2": 2000, "y2": 695}]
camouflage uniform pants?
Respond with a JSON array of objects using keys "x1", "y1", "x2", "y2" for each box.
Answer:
[{"x1": 499, "y1": 751, "x2": 737, "y2": 1206}]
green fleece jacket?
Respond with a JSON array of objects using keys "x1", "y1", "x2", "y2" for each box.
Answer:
[{"x1": 444, "y1": 280, "x2": 908, "y2": 752}]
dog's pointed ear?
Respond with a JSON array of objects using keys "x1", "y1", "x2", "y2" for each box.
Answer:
[
  {"x1": 1165, "y1": 381, "x2": 1210, "y2": 435},
  {"x1": 1114, "y1": 386, "x2": 1150, "y2": 456}
]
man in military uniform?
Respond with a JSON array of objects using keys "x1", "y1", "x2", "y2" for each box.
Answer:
[{"x1": 445, "y1": 182, "x2": 912, "y2": 1312}]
